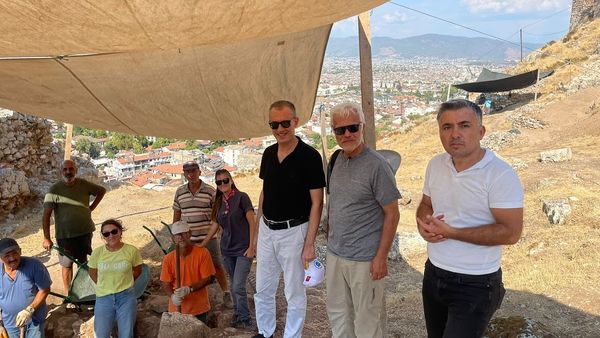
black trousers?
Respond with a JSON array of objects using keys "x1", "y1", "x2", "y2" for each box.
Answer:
[{"x1": 422, "y1": 259, "x2": 505, "y2": 338}]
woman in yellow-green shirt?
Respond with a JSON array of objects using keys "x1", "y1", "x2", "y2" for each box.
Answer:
[{"x1": 89, "y1": 219, "x2": 142, "y2": 338}]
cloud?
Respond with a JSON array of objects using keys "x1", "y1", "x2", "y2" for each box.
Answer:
[
  {"x1": 381, "y1": 11, "x2": 408, "y2": 24},
  {"x1": 461, "y1": 0, "x2": 569, "y2": 13},
  {"x1": 331, "y1": 16, "x2": 358, "y2": 37}
]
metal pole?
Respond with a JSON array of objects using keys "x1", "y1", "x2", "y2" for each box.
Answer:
[
  {"x1": 520, "y1": 29, "x2": 523, "y2": 62},
  {"x1": 446, "y1": 84, "x2": 452, "y2": 101},
  {"x1": 358, "y1": 12, "x2": 376, "y2": 149}
]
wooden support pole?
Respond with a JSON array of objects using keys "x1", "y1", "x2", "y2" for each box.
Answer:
[
  {"x1": 358, "y1": 12, "x2": 376, "y2": 150},
  {"x1": 534, "y1": 69, "x2": 540, "y2": 101},
  {"x1": 64, "y1": 123, "x2": 73, "y2": 160}
]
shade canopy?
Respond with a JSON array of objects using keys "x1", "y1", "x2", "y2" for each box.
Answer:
[
  {"x1": 0, "y1": 0, "x2": 387, "y2": 139},
  {"x1": 454, "y1": 68, "x2": 553, "y2": 93}
]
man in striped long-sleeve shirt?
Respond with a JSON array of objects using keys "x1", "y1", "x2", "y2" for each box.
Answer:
[{"x1": 173, "y1": 161, "x2": 232, "y2": 308}]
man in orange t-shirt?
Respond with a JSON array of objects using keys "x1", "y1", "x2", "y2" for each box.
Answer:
[{"x1": 160, "y1": 221, "x2": 216, "y2": 322}]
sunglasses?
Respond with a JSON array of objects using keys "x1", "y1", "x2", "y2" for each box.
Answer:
[
  {"x1": 268, "y1": 120, "x2": 292, "y2": 129},
  {"x1": 333, "y1": 124, "x2": 361, "y2": 135},
  {"x1": 216, "y1": 178, "x2": 230, "y2": 186},
  {"x1": 102, "y1": 228, "x2": 120, "y2": 237}
]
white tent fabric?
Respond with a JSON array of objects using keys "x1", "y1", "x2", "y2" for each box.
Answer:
[
  {"x1": 0, "y1": 26, "x2": 330, "y2": 139},
  {"x1": 0, "y1": 0, "x2": 386, "y2": 139},
  {"x1": 0, "y1": 1, "x2": 386, "y2": 57}
]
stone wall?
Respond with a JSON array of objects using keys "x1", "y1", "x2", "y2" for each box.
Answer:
[
  {"x1": 0, "y1": 111, "x2": 99, "y2": 218},
  {"x1": 570, "y1": 0, "x2": 600, "y2": 30}
]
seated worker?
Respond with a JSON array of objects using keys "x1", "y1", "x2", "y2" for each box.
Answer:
[{"x1": 160, "y1": 221, "x2": 216, "y2": 323}]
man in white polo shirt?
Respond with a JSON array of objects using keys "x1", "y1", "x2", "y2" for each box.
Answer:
[{"x1": 416, "y1": 99, "x2": 524, "y2": 338}]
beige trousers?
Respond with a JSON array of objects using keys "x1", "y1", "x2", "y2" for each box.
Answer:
[{"x1": 325, "y1": 252, "x2": 386, "y2": 338}]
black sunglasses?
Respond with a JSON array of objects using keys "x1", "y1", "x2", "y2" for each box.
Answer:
[
  {"x1": 269, "y1": 120, "x2": 292, "y2": 129},
  {"x1": 102, "y1": 228, "x2": 120, "y2": 237},
  {"x1": 333, "y1": 124, "x2": 361, "y2": 135},
  {"x1": 216, "y1": 178, "x2": 230, "y2": 186}
]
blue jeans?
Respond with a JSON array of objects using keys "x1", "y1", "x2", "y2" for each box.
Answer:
[
  {"x1": 6, "y1": 321, "x2": 44, "y2": 338},
  {"x1": 94, "y1": 287, "x2": 137, "y2": 338},
  {"x1": 422, "y1": 260, "x2": 505, "y2": 338},
  {"x1": 222, "y1": 255, "x2": 252, "y2": 321}
]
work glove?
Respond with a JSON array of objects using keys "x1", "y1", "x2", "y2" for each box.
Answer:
[
  {"x1": 171, "y1": 293, "x2": 183, "y2": 306},
  {"x1": 174, "y1": 286, "x2": 191, "y2": 298},
  {"x1": 15, "y1": 305, "x2": 34, "y2": 326},
  {"x1": 0, "y1": 326, "x2": 8, "y2": 338}
]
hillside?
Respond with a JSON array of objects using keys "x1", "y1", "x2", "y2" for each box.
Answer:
[
  {"x1": 3, "y1": 20, "x2": 600, "y2": 338},
  {"x1": 326, "y1": 34, "x2": 541, "y2": 61}
]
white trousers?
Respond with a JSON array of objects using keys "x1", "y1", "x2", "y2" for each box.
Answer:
[{"x1": 255, "y1": 218, "x2": 307, "y2": 338}]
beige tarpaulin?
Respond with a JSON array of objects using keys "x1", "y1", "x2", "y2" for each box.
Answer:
[{"x1": 0, "y1": 0, "x2": 387, "y2": 139}]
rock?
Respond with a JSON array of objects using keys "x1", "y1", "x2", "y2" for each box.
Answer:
[
  {"x1": 157, "y1": 312, "x2": 210, "y2": 338},
  {"x1": 481, "y1": 129, "x2": 520, "y2": 151},
  {"x1": 484, "y1": 316, "x2": 558, "y2": 338},
  {"x1": 135, "y1": 313, "x2": 161, "y2": 338},
  {"x1": 510, "y1": 158, "x2": 528, "y2": 171},
  {"x1": 77, "y1": 317, "x2": 94, "y2": 338},
  {"x1": 539, "y1": 148, "x2": 572, "y2": 163},
  {"x1": 542, "y1": 199, "x2": 572, "y2": 225}
]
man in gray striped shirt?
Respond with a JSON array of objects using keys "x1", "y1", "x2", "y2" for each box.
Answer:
[{"x1": 173, "y1": 161, "x2": 232, "y2": 308}]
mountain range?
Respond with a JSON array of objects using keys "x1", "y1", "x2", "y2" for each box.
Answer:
[{"x1": 325, "y1": 34, "x2": 542, "y2": 61}]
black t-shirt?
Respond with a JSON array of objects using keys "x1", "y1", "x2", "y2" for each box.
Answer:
[
  {"x1": 216, "y1": 191, "x2": 254, "y2": 257},
  {"x1": 259, "y1": 137, "x2": 325, "y2": 221}
]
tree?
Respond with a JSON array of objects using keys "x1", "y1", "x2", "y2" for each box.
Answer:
[
  {"x1": 153, "y1": 137, "x2": 175, "y2": 148},
  {"x1": 185, "y1": 139, "x2": 198, "y2": 150},
  {"x1": 74, "y1": 138, "x2": 100, "y2": 158}
]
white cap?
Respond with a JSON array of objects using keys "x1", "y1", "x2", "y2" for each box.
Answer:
[
  {"x1": 303, "y1": 259, "x2": 325, "y2": 287},
  {"x1": 171, "y1": 220, "x2": 190, "y2": 235}
]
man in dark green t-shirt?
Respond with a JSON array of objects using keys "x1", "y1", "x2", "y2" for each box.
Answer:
[{"x1": 42, "y1": 159, "x2": 106, "y2": 295}]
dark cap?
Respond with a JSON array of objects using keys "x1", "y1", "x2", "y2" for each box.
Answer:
[
  {"x1": 0, "y1": 238, "x2": 20, "y2": 256},
  {"x1": 182, "y1": 161, "x2": 199, "y2": 171}
]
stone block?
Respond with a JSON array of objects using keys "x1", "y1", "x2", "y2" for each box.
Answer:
[
  {"x1": 542, "y1": 199, "x2": 572, "y2": 225},
  {"x1": 539, "y1": 148, "x2": 572, "y2": 163},
  {"x1": 157, "y1": 312, "x2": 210, "y2": 338}
]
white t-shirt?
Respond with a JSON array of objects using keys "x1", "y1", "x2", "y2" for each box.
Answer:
[{"x1": 422, "y1": 149, "x2": 523, "y2": 275}]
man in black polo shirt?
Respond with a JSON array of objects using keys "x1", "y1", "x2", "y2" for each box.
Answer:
[{"x1": 252, "y1": 100, "x2": 325, "y2": 338}]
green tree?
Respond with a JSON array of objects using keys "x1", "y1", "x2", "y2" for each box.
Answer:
[
  {"x1": 74, "y1": 138, "x2": 100, "y2": 158},
  {"x1": 153, "y1": 137, "x2": 175, "y2": 148},
  {"x1": 185, "y1": 139, "x2": 198, "y2": 150}
]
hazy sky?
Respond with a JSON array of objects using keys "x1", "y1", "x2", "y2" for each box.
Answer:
[{"x1": 331, "y1": 0, "x2": 572, "y2": 44}]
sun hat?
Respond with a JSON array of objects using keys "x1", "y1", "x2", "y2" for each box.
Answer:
[
  {"x1": 0, "y1": 238, "x2": 20, "y2": 256},
  {"x1": 303, "y1": 259, "x2": 325, "y2": 287},
  {"x1": 171, "y1": 221, "x2": 190, "y2": 235}
]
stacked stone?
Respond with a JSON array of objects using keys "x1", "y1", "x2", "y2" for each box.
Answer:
[
  {"x1": 0, "y1": 111, "x2": 61, "y2": 217},
  {"x1": 0, "y1": 112, "x2": 61, "y2": 178}
]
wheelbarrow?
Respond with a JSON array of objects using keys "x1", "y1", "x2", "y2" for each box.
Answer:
[
  {"x1": 48, "y1": 245, "x2": 151, "y2": 307},
  {"x1": 143, "y1": 221, "x2": 176, "y2": 255}
]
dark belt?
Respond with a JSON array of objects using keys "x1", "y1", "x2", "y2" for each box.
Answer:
[{"x1": 263, "y1": 216, "x2": 308, "y2": 230}]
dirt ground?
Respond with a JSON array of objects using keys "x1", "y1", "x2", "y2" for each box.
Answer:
[{"x1": 4, "y1": 86, "x2": 600, "y2": 337}]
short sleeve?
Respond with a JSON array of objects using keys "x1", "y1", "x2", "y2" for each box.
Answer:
[
  {"x1": 87, "y1": 247, "x2": 101, "y2": 269},
  {"x1": 130, "y1": 245, "x2": 143, "y2": 267},
  {"x1": 240, "y1": 193, "x2": 254, "y2": 213},
  {"x1": 372, "y1": 160, "x2": 401, "y2": 207},
  {"x1": 33, "y1": 260, "x2": 52, "y2": 290},
  {"x1": 87, "y1": 180, "x2": 106, "y2": 196},
  {"x1": 160, "y1": 253, "x2": 174, "y2": 283},
  {"x1": 42, "y1": 187, "x2": 57, "y2": 210},
  {"x1": 305, "y1": 148, "x2": 326, "y2": 190},
  {"x1": 172, "y1": 190, "x2": 181, "y2": 211},
  {"x1": 422, "y1": 159, "x2": 433, "y2": 197},
  {"x1": 489, "y1": 169, "x2": 524, "y2": 209}
]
